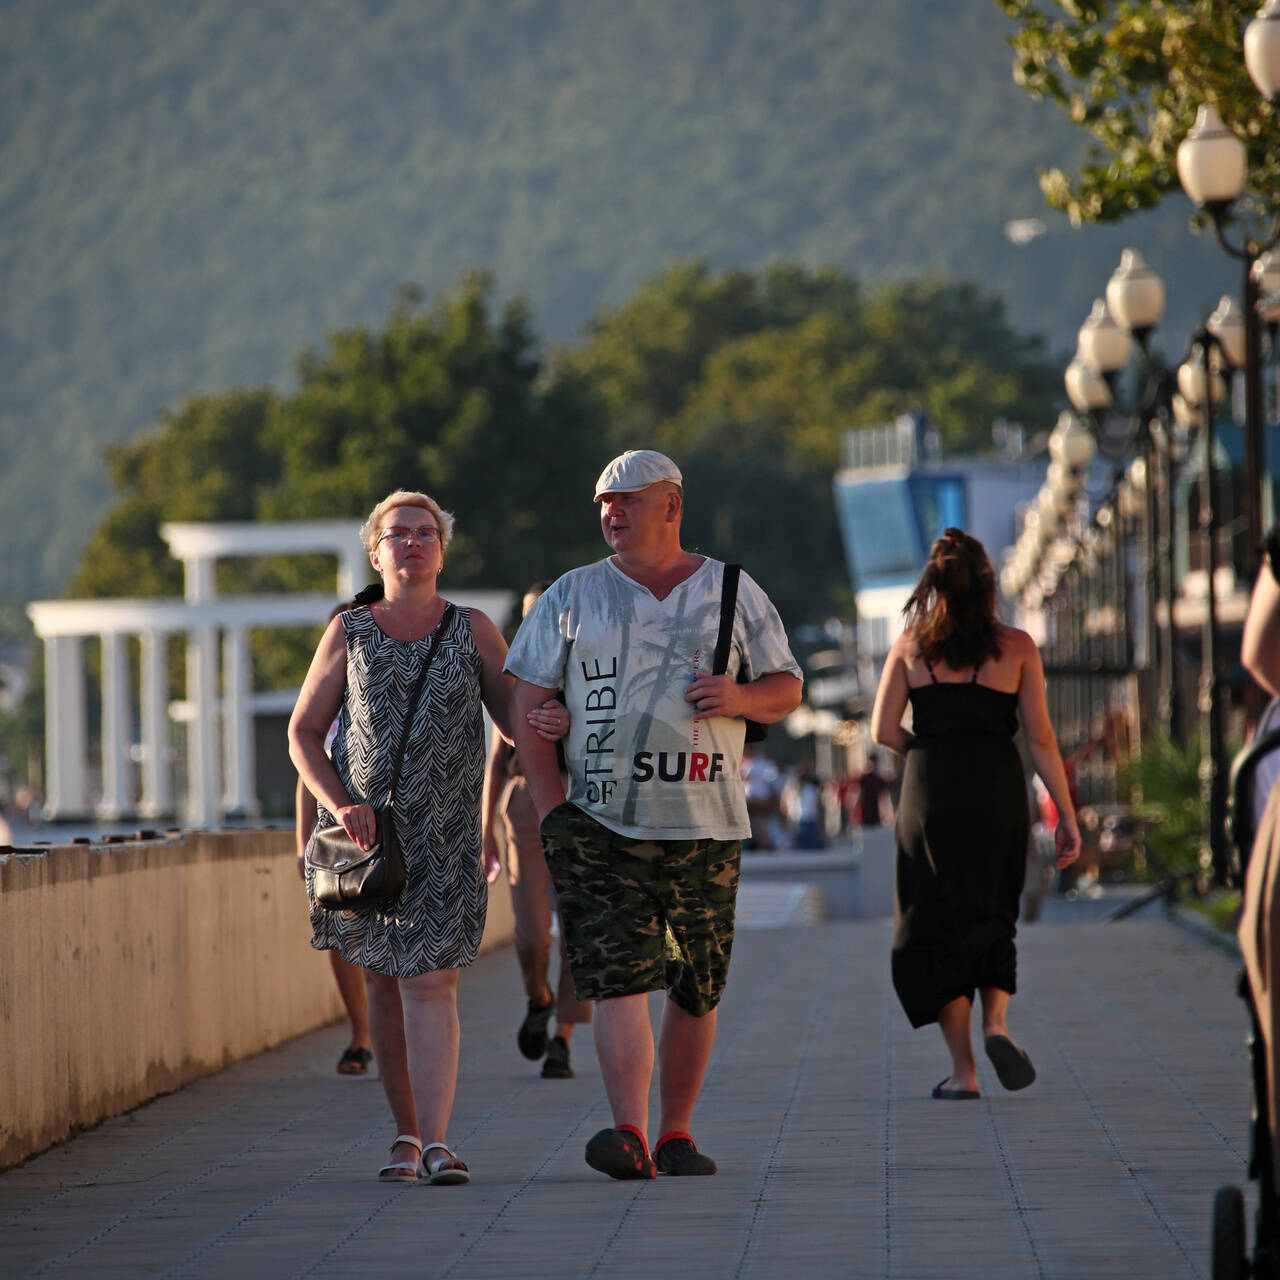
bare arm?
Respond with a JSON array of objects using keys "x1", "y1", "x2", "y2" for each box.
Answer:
[
  {"x1": 288, "y1": 617, "x2": 376, "y2": 845},
  {"x1": 1242, "y1": 563, "x2": 1280, "y2": 697},
  {"x1": 1015, "y1": 634, "x2": 1081, "y2": 866},
  {"x1": 512, "y1": 678, "x2": 567, "y2": 823},
  {"x1": 295, "y1": 775, "x2": 318, "y2": 881},
  {"x1": 481, "y1": 732, "x2": 510, "y2": 885},
  {"x1": 684, "y1": 671, "x2": 803, "y2": 725},
  {"x1": 470, "y1": 608, "x2": 515, "y2": 743},
  {"x1": 870, "y1": 639, "x2": 914, "y2": 757}
]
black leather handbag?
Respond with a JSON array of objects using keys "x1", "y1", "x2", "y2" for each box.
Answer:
[
  {"x1": 714, "y1": 563, "x2": 767, "y2": 743},
  {"x1": 307, "y1": 604, "x2": 455, "y2": 910}
]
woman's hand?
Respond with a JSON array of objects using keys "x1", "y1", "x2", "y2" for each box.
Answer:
[
  {"x1": 482, "y1": 830, "x2": 502, "y2": 884},
  {"x1": 337, "y1": 802, "x2": 378, "y2": 852},
  {"x1": 1055, "y1": 815, "x2": 1082, "y2": 867},
  {"x1": 527, "y1": 698, "x2": 570, "y2": 742}
]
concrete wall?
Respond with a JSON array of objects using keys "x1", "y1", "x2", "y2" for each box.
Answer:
[{"x1": 0, "y1": 830, "x2": 514, "y2": 1169}]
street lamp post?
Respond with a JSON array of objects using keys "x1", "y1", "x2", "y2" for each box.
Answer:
[
  {"x1": 1104, "y1": 250, "x2": 1179, "y2": 736},
  {"x1": 1178, "y1": 330, "x2": 1231, "y2": 883},
  {"x1": 1177, "y1": 90, "x2": 1280, "y2": 580}
]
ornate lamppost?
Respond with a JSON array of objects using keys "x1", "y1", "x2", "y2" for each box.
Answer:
[
  {"x1": 1176, "y1": 331, "x2": 1233, "y2": 882},
  {"x1": 1177, "y1": 28, "x2": 1280, "y2": 578}
]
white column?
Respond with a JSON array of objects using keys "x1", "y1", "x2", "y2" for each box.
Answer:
[
  {"x1": 221, "y1": 626, "x2": 257, "y2": 817},
  {"x1": 183, "y1": 555, "x2": 215, "y2": 604},
  {"x1": 43, "y1": 635, "x2": 89, "y2": 819},
  {"x1": 138, "y1": 629, "x2": 172, "y2": 819},
  {"x1": 186, "y1": 626, "x2": 221, "y2": 828},
  {"x1": 98, "y1": 633, "x2": 131, "y2": 819},
  {"x1": 337, "y1": 549, "x2": 362, "y2": 602}
]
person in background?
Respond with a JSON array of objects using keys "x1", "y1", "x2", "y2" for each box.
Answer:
[
  {"x1": 482, "y1": 581, "x2": 592, "y2": 1080},
  {"x1": 1242, "y1": 520, "x2": 1280, "y2": 697},
  {"x1": 295, "y1": 603, "x2": 374, "y2": 1075},
  {"x1": 782, "y1": 760, "x2": 825, "y2": 849},
  {"x1": 871, "y1": 527, "x2": 1080, "y2": 1101},
  {"x1": 741, "y1": 745, "x2": 785, "y2": 850},
  {"x1": 850, "y1": 752, "x2": 893, "y2": 828}
]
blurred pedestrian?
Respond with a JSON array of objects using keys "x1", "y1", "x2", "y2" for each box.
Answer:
[
  {"x1": 782, "y1": 760, "x2": 825, "y2": 848},
  {"x1": 871, "y1": 527, "x2": 1079, "y2": 1099},
  {"x1": 293, "y1": 599, "x2": 374, "y2": 1076},
  {"x1": 482, "y1": 581, "x2": 592, "y2": 1079},
  {"x1": 849, "y1": 752, "x2": 893, "y2": 828}
]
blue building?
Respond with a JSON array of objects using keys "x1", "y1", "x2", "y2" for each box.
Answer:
[{"x1": 832, "y1": 415, "x2": 1048, "y2": 660}]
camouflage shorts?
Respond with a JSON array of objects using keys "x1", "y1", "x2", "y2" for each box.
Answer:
[{"x1": 538, "y1": 802, "x2": 741, "y2": 1017}]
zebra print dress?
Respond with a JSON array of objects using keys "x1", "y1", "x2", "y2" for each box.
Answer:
[{"x1": 307, "y1": 603, "x2": 488, "y2": 977}]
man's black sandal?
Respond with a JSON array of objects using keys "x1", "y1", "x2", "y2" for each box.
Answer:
[
  {"x1": 654, "y1": 1131, "x2": 717, "y2": 1176},
  {"x1": 585, "y1": 1126, "x2": 656, "y2": 1179}
]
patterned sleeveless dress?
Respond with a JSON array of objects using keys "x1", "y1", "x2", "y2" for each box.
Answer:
[
  {"x1": 306, "y1": 603, "x2": 488, "y2": 977},
  {"x1": 891, "y1": 661, "x2": 1029, "y2": 1029}
]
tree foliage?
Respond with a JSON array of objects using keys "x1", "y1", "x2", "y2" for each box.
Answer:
[
  {"x1": 68, "y1": 263, "x2": 1058, "y2": 668},
  {"x1": 999, "y1": 0, "x2": 1280, "y2": 224},
  {"x1": 564, "y1": 261, "x2": 1057, "y2": 623},
  {"x1": 2, "y1": 0, "x2": 1181, "y2": 604}
]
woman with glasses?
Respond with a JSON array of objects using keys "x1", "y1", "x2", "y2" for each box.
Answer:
[
  {"x1": 289, "y1": 489, "x2": 566, "y2": 1184},
  {"x1": 870, "y1": 527, "x2": 1080, "y2": 1101}
]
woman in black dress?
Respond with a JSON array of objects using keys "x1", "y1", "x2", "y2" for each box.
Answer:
[{"x1": 871, "y1": 528, "x2": 1080, "y2": 1099}]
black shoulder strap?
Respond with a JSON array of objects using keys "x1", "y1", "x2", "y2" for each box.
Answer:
[
  {"x1": 386, "y1": 603, "x2": 456, "y2": 803},
  {"x1": 713, "y1": 564, "x2": 741, "y2": 676}
]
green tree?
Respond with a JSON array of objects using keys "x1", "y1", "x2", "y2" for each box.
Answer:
[
  {"x1": 998, "y1": 0, "x2": 1280, "y2": 223},
  {"x1": 67, "y1": 276, "x2": 608, "y2": 691},
  {"x1": 262, "y1": 275, "x2": 604, "y2": 589},
  {"x1": 69, "y1": 388, "x2": 282, "y2": 599},
  {"x1": 566, "y1": 260, "x2": 1057, "y2": 623}
]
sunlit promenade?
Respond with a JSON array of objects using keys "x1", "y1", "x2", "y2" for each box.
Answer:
[{"x1": 0, "y1": 887, "x2": 1250, "y2": 1280}]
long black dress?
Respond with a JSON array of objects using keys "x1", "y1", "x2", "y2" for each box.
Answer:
[{"x1": 891, "y1": 663, "x2": 1029, "y2": 1028}]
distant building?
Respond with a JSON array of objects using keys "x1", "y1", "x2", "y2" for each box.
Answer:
[{"x1": 833, "y1": 414, "x2": 1048, "y2": 661}]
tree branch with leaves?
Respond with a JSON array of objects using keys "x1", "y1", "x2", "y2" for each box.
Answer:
[{"x1": 999, "y1": 0, "x2": 1280, "y2": 224}]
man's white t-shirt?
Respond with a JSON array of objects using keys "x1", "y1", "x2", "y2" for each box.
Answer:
[{"x1": 504, "y1": 556, "x2": 801, "y2": 841}]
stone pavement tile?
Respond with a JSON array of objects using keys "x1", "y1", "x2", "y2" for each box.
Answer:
[{"x1": 0, "y1": 916, "x2": 1262, "y2": 1279}]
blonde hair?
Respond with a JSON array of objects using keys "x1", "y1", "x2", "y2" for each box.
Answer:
[{"x1": 360, "y1": 489, "x2": 456, "y2": 553}]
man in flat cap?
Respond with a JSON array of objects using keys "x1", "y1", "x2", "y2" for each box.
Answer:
[{"x1": 505, "y1": 449, "x2": 802, "y2": 1179}]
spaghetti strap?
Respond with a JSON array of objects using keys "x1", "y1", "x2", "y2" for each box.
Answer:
[
  {"x1": 924, "y1": 661, "x2": 938, "y2": 684},
  {"x1": 970, "y1": 665, "x2": 981, "y2": 683}
]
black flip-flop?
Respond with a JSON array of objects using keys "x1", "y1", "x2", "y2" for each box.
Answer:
[
  {"x1": 984, "y1": 1035, "x2": 1037, "y2": 1091},
  {"x1": 337, "y1": 1046, "x2": 373, "y2": 1075},
  {"x1": 932, "y1": 1079, "x2": 980, "y2": 1100}
]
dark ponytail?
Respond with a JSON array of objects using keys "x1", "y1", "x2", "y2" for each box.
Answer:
[{"x1": 901, "y1": 527, "x2": 1000, "y2": 670}]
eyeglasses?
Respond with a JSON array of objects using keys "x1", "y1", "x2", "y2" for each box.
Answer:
[{"x1": 377, "y1": 525, "x2": 442, "y2": 547}]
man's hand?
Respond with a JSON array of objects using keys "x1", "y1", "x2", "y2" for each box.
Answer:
[{"x1": 685, "y1": 673, "x2": 743, "y2": 722}]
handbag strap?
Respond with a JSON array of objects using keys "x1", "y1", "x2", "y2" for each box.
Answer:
[
  {"x1": 385, "y1": 603, "x2": 456, "y2": 804},
  {"x1": 713, "y1": 564, "x2": 742, "y2": 677}
]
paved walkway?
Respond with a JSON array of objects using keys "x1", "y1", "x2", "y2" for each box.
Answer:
[{"x1": 0, "y1": 898, "x2": 1255, "y2": 1279}]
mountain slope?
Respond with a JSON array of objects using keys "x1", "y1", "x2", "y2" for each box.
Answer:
[{"x1": 0, "y1": 0, "x2": 1235, "y2": 599}]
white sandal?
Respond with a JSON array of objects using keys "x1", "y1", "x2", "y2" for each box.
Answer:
[
  {"x1": 378, "y1": 1133, "x2": 423, "y2": 1181},
  {"x1": 422, "y1": 1141, "x2": 470, "y2": 1185}
]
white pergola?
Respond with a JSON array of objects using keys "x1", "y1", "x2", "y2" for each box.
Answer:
[{"x1": 26, "y1": 521, "x2": 513, "y2": 827}]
